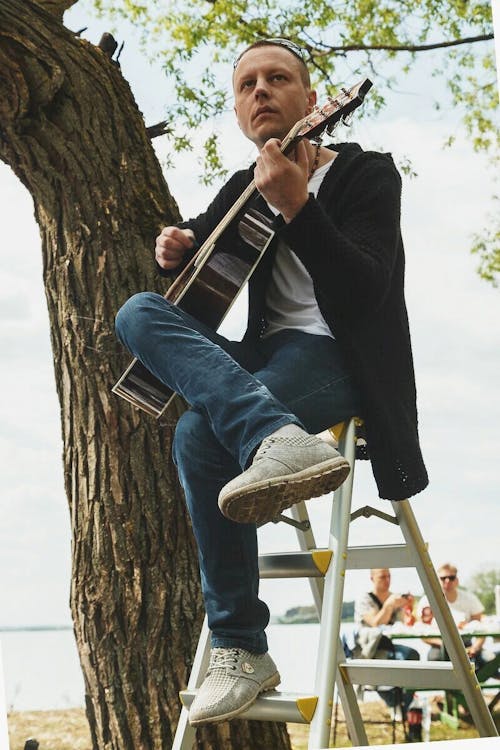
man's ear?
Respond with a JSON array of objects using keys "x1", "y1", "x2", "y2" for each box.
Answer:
[{"x1": 306, "y1": 89, "x2": 317, "y2": 115}]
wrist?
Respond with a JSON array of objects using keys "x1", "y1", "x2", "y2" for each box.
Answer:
[{"x1": 282, "y1": 193, "x2": 309, "y2": 224}]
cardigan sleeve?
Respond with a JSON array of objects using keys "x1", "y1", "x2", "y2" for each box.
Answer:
[
  {"x1": 156, "y1": 169, "x2": 253, "y2": 277},
  {"x1": 276, "y1": 154, "x2": 402, "y2": 320}
]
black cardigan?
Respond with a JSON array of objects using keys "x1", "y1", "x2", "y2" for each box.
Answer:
[{"x1": 163, "y1": 142, "x2": 428, "y2": 501}]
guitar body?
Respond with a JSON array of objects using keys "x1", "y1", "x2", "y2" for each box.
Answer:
[
  {"x1": 112, "y1": 209, "x2": 276, "y2": 419},
  {"x1": 112, "y1": 78, "x2": 373, "y2": 419}
]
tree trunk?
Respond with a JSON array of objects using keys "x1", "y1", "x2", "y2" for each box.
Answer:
[{"x1": 0, "y1": 2, "x2": 292, "y2": 748}]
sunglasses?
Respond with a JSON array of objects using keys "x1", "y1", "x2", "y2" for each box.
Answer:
[
  {"x1": 234, "y1": 38, "x2": 306, "y2": 69},
  {"x1": 439, "y1": 575, "x2": 457, "y2": 582}
]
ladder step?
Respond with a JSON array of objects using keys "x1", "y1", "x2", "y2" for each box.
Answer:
[
  {"x1": 345, "y1": 544, "x2": 414, "y2": 569},
  {"x1": 259, "y1": 544, "x2": 416, "y2": 579},
  {"x1": 180, "y1": 689, "x2": 318, "y2": 724},
  {"x1": 339, "y1": 659, "x2": 462, "y2": 690},
  {"x1": 259, "y1": 550, "x2": 332, "y2": 578}
]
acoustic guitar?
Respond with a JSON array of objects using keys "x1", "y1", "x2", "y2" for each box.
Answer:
[{"x1": 113, "y1": 78, "x2": 372, "y2": 420}]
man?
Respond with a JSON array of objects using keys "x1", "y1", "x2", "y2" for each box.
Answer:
[
  {"x1": 418, "y1": 563, "x2": 492, "y2": 669},
  {"x1": 354, "y1": 569, "x2": 419, "y2": 711},
  {"x1": 115, "y1": 38, "x2": 428, "y2": 725}
]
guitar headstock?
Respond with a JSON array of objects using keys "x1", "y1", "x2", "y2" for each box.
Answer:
[{"x1": 287, "y1": 78, "x2": 372, "y2": 145}]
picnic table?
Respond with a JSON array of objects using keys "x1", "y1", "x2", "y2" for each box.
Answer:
[{"x1": 383, "y1": 619, "x2": 500, "y2": 726}]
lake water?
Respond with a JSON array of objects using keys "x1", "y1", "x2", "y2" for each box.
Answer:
[{"x1": 1, "y1": 623, "x2": 433, "y2": 711}]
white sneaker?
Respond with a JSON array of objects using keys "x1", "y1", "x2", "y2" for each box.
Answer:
[
  {"x1": 218, "y1": 426, "x2": 350, "y2": 524},
  {"x1": 189, "y1": 648, "x2": 280, "y2": 725}
]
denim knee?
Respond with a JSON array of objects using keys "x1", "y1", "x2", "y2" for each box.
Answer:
[{"x1": 115, "y1": 291, "x2": 165, "y2": 348}]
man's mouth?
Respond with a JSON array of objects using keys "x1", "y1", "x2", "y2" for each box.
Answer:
[{"x1": 253, "y1": 107, "x2": 277, "y2": 121}]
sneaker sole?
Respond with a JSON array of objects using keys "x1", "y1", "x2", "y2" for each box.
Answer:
[
  {"x1": 219, "y1": 456, "x2": 350, "y2": 524},
  {"x1": 188, "y1": 671, "x2": 281, "y2": 726}
]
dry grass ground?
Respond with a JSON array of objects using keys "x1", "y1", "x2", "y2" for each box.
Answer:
[
  {"x1": 7, "y1": 699, "x2": 499, "y2": 749},
  {"x1": 287, "y1": 698, "x2": 486, "y2": 749},
  {"x1": 8, "y1": 708, "x2": 91, "y2": 750}
]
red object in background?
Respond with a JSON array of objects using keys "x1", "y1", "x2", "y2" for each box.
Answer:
[
  {"x1": 407, "y1": 705, "x2": 423, "y2": 742},
  {"x1": 404, "y1": 605, "x2": 416, "y2": 626}
]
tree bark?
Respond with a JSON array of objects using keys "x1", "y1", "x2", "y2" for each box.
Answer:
[{"x1": 0, "y1": 2, "x2": 292, "y2": 748}]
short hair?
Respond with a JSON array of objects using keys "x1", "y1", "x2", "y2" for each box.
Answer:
[
  {"x1": 438, "y1": 562, "x2": 458, "y2": 576},
  {"x1": 233, "y1": 39, "x2": 311, "y2": 89}
]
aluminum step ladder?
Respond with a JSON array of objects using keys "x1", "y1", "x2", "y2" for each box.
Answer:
[{"x1": 173, "y1": 417, "x2": 498, "y2": 749}]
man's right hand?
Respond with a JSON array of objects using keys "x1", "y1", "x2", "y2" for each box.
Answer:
[
  {"x1": 386, "y1": 593, "x2": 409, "y2": 610},
  {"x1": 155, "y1": 226, "x2": 195, "y2": 270}
]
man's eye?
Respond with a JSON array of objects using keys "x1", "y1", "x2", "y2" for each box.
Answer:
[{"x1": 241, "y1": 80, "x2": 255, "y2": 89}]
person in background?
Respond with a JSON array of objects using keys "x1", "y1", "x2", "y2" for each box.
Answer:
[
  {"x1": 417, "y1": 562, "x2": 495, "y2": 671},
  {"x1": 354, "y1": 568, "x2": 419, "y2": 711}
]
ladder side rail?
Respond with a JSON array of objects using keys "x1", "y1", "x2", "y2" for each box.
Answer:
[
  {"x1": 172, "y1": 617, "x2": 211, "y2": 750},
  {"x1": 171, "y1": 709, "x2": 196, "y2": 750},
  {"x1": 335, "y1": 668, "x2": 369, "y2": 747},
  {"x1": 393, "y1": 500, "x2": 498, "y2": 737},
  {"x1": 308, "y1": 417, "x2": 357, "y2": 749},
  {"x1": 290, "y1": 457, "x2": 368, "y2": 747},
  {"x1": 290, "y1": 501, "x2": 325, "y2": 611},
  {"x1": 185, "y1": 616, "x2": 212, "y2": 689}
]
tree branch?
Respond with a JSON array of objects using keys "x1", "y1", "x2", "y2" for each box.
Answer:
[
  {"x1": 313, "y1": 33, "x2": 494, "y2": 57},
  {"x1": 98, "y1": 32, "x2": 118, "y2": 58},
  {"x1": 146, "y1": 120, "x2": 172, "y2": 139}
]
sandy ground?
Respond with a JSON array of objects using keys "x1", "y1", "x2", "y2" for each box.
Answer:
[{"x1": 8, "y1": 697, "x2": 496, "y2": 749}]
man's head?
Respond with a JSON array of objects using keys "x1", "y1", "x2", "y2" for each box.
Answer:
[
  {"x1": 437, "y1": 563, "x2": 459, "y2": 600},
  {"x1": 370, "y1": 568, "x2": 391, "y2": 594},
  {"x1": 232, "y1": 38, "x2": 316, "y2": 149},
  {"x1": 234, "y1": 39, "x2": 311, "y2": 88}
]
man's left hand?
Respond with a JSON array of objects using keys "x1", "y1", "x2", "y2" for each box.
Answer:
[{"x1": 254, "y1": 139, "x2": 310, "y2": 223}]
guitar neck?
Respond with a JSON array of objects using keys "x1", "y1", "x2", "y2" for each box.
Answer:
[
  {"x1": 201, "y1": 178, "x2": 259, "y2": 253},
  {"x1": 194, "y1": 127, "x2": 304, "y2": 266},
  {"x1": 171, "y1": 79, "x2": 373, "y2": 288}
]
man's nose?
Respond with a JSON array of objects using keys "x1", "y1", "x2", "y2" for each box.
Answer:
[{"x1": 254, "y1": 77, "x2": 270, "y2": 98}]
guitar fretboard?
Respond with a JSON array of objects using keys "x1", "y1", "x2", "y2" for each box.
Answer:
[{"x1": 194, "y1": 117, "x2": 309, "y2": 268}]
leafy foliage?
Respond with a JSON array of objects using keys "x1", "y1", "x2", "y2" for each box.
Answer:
[
  {"x1": 471, "y1": 193, "x2": 500, "y2": 287},
  {"x1": 467, "y1": 567, "x2": 500, "y2": 615},
  {"x1": 90, "y1": 0, "x2": 499, "y2": 283}
]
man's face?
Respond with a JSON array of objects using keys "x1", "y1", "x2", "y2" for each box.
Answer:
[
  {"x1": 233, "y1": 46, "x2": 316, "y2": 149},
  {"x1": 438, "y1": 567, "x2": 459, "y2": 598},
  {"x1": 371, "y1": 569, "x2": 391, "y2": 593}
]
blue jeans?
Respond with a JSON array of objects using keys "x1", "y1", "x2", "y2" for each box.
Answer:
[
  {"x1": 379, "y1": 643, "x2": 420, "y2": 711},
  {"x1": 115, "y1": 291, "x2": 361, "y2": 653}
]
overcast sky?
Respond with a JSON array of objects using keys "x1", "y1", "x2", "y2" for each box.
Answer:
[{"x1": 0, "y1": 5, "x2": 499, "y2": 630}]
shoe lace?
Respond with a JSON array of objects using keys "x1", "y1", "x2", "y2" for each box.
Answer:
[
  {"x1": 256, "y1": 436, "x2": 278, "y2": 459},
  {"x1": 209, "y1": 648, "x2": 242, "y2": 672},
  {"x1": 256, "y1": 433, "x2": 315, "y2": 460}
]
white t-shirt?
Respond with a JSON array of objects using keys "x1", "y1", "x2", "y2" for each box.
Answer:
[
  {"x1": 418, "y1": 589, "x2": 484, "y2": 625},
  {"x1": 263, "y1": 159, "x2": 335, "y2": 339}
]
